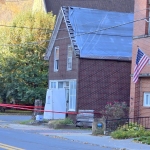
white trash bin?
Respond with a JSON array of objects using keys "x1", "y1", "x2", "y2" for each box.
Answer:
[{"x1": 36, "y1": 115, "x2": 43, "y2": 121}]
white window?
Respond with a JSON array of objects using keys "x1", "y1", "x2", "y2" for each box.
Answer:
[
  {"x1": 69, "y1": 81, "x2": 76, "y2": 111},
  {"x1": 143, "y1": 92, "x2": 150, "y2": 106},
  {"x1": 50, "y1": 82, "x2": 57, "y2": 89},
  {"x1": 58, "y1": 82, "x2": 63, "y2": 88},
  {"x1": 67, "y1": 45, "x2": 72, "y2": 71},
  {"x1": 54, "y1": 46, "x2": 59, "y2": 72}
]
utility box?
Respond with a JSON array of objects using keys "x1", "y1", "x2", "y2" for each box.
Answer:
[{"x1": 92, "y1": 117, "x2": 106, "y2": 135}]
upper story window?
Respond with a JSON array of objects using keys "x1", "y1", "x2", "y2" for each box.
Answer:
[
  {"x1": 67, "y1": 45, "x2": 73, "y2": 71},
  {"x1": 54, "y1": 46, "x2": 59, "y2": 72}
]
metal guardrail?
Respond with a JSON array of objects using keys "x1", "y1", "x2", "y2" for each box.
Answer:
[{"x1": 106, "y1": 116, "x2": 150, "y2": 132}]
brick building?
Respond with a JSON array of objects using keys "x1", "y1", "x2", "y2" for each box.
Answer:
[
  {"x1": 44, "y1": 6, "x2": 133, "y2": 119},
  {"x1": 44, "y1": 0, "x2": 134, "y2": 15},
  {"x1": 130, "y1": 0, "x2": 150, "y2": 118}
]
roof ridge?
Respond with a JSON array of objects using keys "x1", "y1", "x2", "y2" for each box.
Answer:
[{"x1": 62, "y1": 6, "x2": 80, "y2": 56}]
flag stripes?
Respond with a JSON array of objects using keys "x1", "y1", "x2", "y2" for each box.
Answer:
[{"x1": 133, "y1": 48, "x2": 149, "y2": 83}]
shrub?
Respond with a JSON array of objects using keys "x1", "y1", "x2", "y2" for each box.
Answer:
[
  {"x1": 100, "y1": 101, "x2": 128, "y2": 119},
  {"x1": 111, "y1": 123, "x2": 150, "y2": 139},
  {"x1": 134, "y1": 136, "x2": 150, "y2": 145},
  {"x1": 52, "y1": 118, "x2": 73, "y2": 125}
]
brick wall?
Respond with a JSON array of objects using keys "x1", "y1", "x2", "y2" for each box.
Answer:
[
  {"x1": 45, "y1": 0, "x2": 134, "y2": 15},
  {"x1": 78, "y1": 59, "x2": 131, "y2": 117},
  {"x1": 130, "y1": 0, "x2": 150, "y2": 118},
  {"x1": 49, "y1": 19, "x2": 79, "y2": 81}
]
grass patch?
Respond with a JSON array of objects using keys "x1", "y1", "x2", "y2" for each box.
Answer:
[
  {"x1": 1, "y1": 109, "x2": 33, "y2": 115},
  {"x1": 50, "y1": 118, "x2": 73, "y2": 125},
  {"x1": 19, "y1": 119, "x2": 34, "y2": 125}
]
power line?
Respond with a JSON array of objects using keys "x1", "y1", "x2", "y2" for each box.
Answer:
[
  {"x1": 0, "y1": 8, "x2": 149, "y2": 47},
  {"x1": 53, "y1": 16, "x2": 149, "y2": 41},
  {"x1": 0, "y1": 40, "x2": 50, "y2": 47},
  {"x1": 0, "y1": 24, "x2": 53, "y2": 31},
  {"x1": 0, "y1": 7, "x2": 149, "y2": 31},
  {"x1": 75, "y1": 17, "x2": 149, "y2": 36},
  {"x1": 0, "y1": 16, "x2": 146, "y2": 46}
]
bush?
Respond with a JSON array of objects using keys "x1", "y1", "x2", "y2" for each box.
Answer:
[
  {"x1": 111, "y1": 123, "x2": 150, "y2": 139},
  {"x1": 134, "y1": 136, "x2": 150, "y2": 145},
  {"x1": 52, "y1": 118, "x2": 73, "y2": 125},
  {"x1": 100, "y1": 101, "x2": 128, "y2": 119}
]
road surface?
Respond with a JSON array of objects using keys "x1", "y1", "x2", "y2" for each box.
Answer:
[{"x1": 0, "y1": 115, "x2": 113, "y2": 150}]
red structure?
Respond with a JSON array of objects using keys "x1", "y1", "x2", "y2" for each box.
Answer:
[{"x1": 130, "y1": 0, "x2": 150, "y2": 118}]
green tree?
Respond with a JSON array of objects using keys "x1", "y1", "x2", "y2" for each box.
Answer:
[{"x1": 0, "y1": 10, "x2": 55, "y2": 104}]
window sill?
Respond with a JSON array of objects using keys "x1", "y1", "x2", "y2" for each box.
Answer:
[
  {"x1": 68, "y1": 109, "x2": 76, "y2": 112},
  {"x1": 54, "y1": 70, "x2": 58, "y2": 72},
  {"x1": 67, "y1": 69, "x2": 72, "y2": 71},
  {"x1": 142, "y1": 106, "x2": 150, "y2": 108}
]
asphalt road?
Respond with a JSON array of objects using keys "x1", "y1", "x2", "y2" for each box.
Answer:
[
  {"x1": 0, "y1": 115, "x2": 113, "y2": 150},
  {"x1": 0, "y1": 115, "x2": 31, "y2": 123}
]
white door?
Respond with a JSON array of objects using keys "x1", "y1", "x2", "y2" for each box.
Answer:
[
  {"x1": 44, "y1": 89, "x2": 53, "y2": 119},
  {"x1": 53, "y1": 88, "x2": 66, "y2": 119},
  {"x1": 44, "y1": 89, "x2": 66, "y2": 119}
]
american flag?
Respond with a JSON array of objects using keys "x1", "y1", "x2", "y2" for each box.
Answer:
[{"x1": 133, "y1": 48, "x2": 150, "y2": 83}]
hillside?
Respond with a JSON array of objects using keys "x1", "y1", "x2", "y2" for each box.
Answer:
[{"x1": 0, "y1": 0, "x2": 34, "y2": 23}]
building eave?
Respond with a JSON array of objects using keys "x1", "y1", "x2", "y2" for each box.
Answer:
[{"x1": 44, "y1": 8, "x2": 64, "y2": 60}]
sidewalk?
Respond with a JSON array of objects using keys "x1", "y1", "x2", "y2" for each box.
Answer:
[
  {"x1": 1, "y1": 121, "x2": 150, "y2": 150},
  {"x1": 39, "y1": 128, "x2": 150, "y2": 150}
]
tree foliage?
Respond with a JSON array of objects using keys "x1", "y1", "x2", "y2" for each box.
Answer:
[
  {"x1": 0, "y1": 0, "x2": 34, "y2": 23},
  {"x1": 0, "y1": 11, "x2": 55, "y2": 104}
]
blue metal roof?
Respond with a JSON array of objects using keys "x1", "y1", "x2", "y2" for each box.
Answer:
[{"x1": 68, "y1": 7, "x2": 133, "y2": 60}]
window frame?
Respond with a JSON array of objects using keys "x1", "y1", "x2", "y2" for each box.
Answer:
[
  {"x1": 54, "y1": 46, "x2": 59, "y2": 72},
  {"x1": 143, "y1": 92, "x2": 150, "y2": 107},
  {"x1": 67, "y1": 45, "x2": 73, "y2": 71}
]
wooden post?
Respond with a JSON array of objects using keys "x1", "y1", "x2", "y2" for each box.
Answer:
[{"x1": 33, "y1": 99, "x2": 42, "y2": 120}]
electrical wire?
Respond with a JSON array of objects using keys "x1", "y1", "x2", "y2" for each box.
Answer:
[
  {"x1": 0, "y1": 16, "x2": 146, "y2": 46},
  {"x1": 0, "y1": 8, "x2": 149, "y2": 47},
  {"x1": 0, "y1": 7, "x2": 149, "y2": 32},
  {"x1": 0, "y1": 40, "x2": 50, "y2": 47},
  {"x1": 0, "y1": 24, "x2": 53, "y2": 31},
  {"x1": 75, "y1": 17, "x2": 149, "y2": 36},
  {"x1": 53, "y1": 16, "x2": 150, "y2": 41}
]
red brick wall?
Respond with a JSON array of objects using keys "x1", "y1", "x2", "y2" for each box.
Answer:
[
  {"x1": 133, "y1": 0, "x2": 148, "y2": 36},
  {"x1": 130, "y1": 0, "x2": 150, "y2": 118},
  {"x1": 139, "y1": 79, "x2": 150, "y2": 117},
  {"x1": 49, "y1": 19, "x2": 79, "y2": 81},
  {"x1": 45, "y1": 0, "x2": 134, "y2": 15},
  {"x1": 78, "y1": 59, "x2": 131, "y2": 117}
]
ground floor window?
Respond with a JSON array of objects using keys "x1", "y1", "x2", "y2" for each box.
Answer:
[
  {"x1": 69, "y1": 81, "x2": 76, "y2": 111},
  {"x1": 143, "y1": 92, "x2": 150, "y2": 107},
  {"x1": 49, "y1": 79, "x2": 76, "y2": 111}
]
